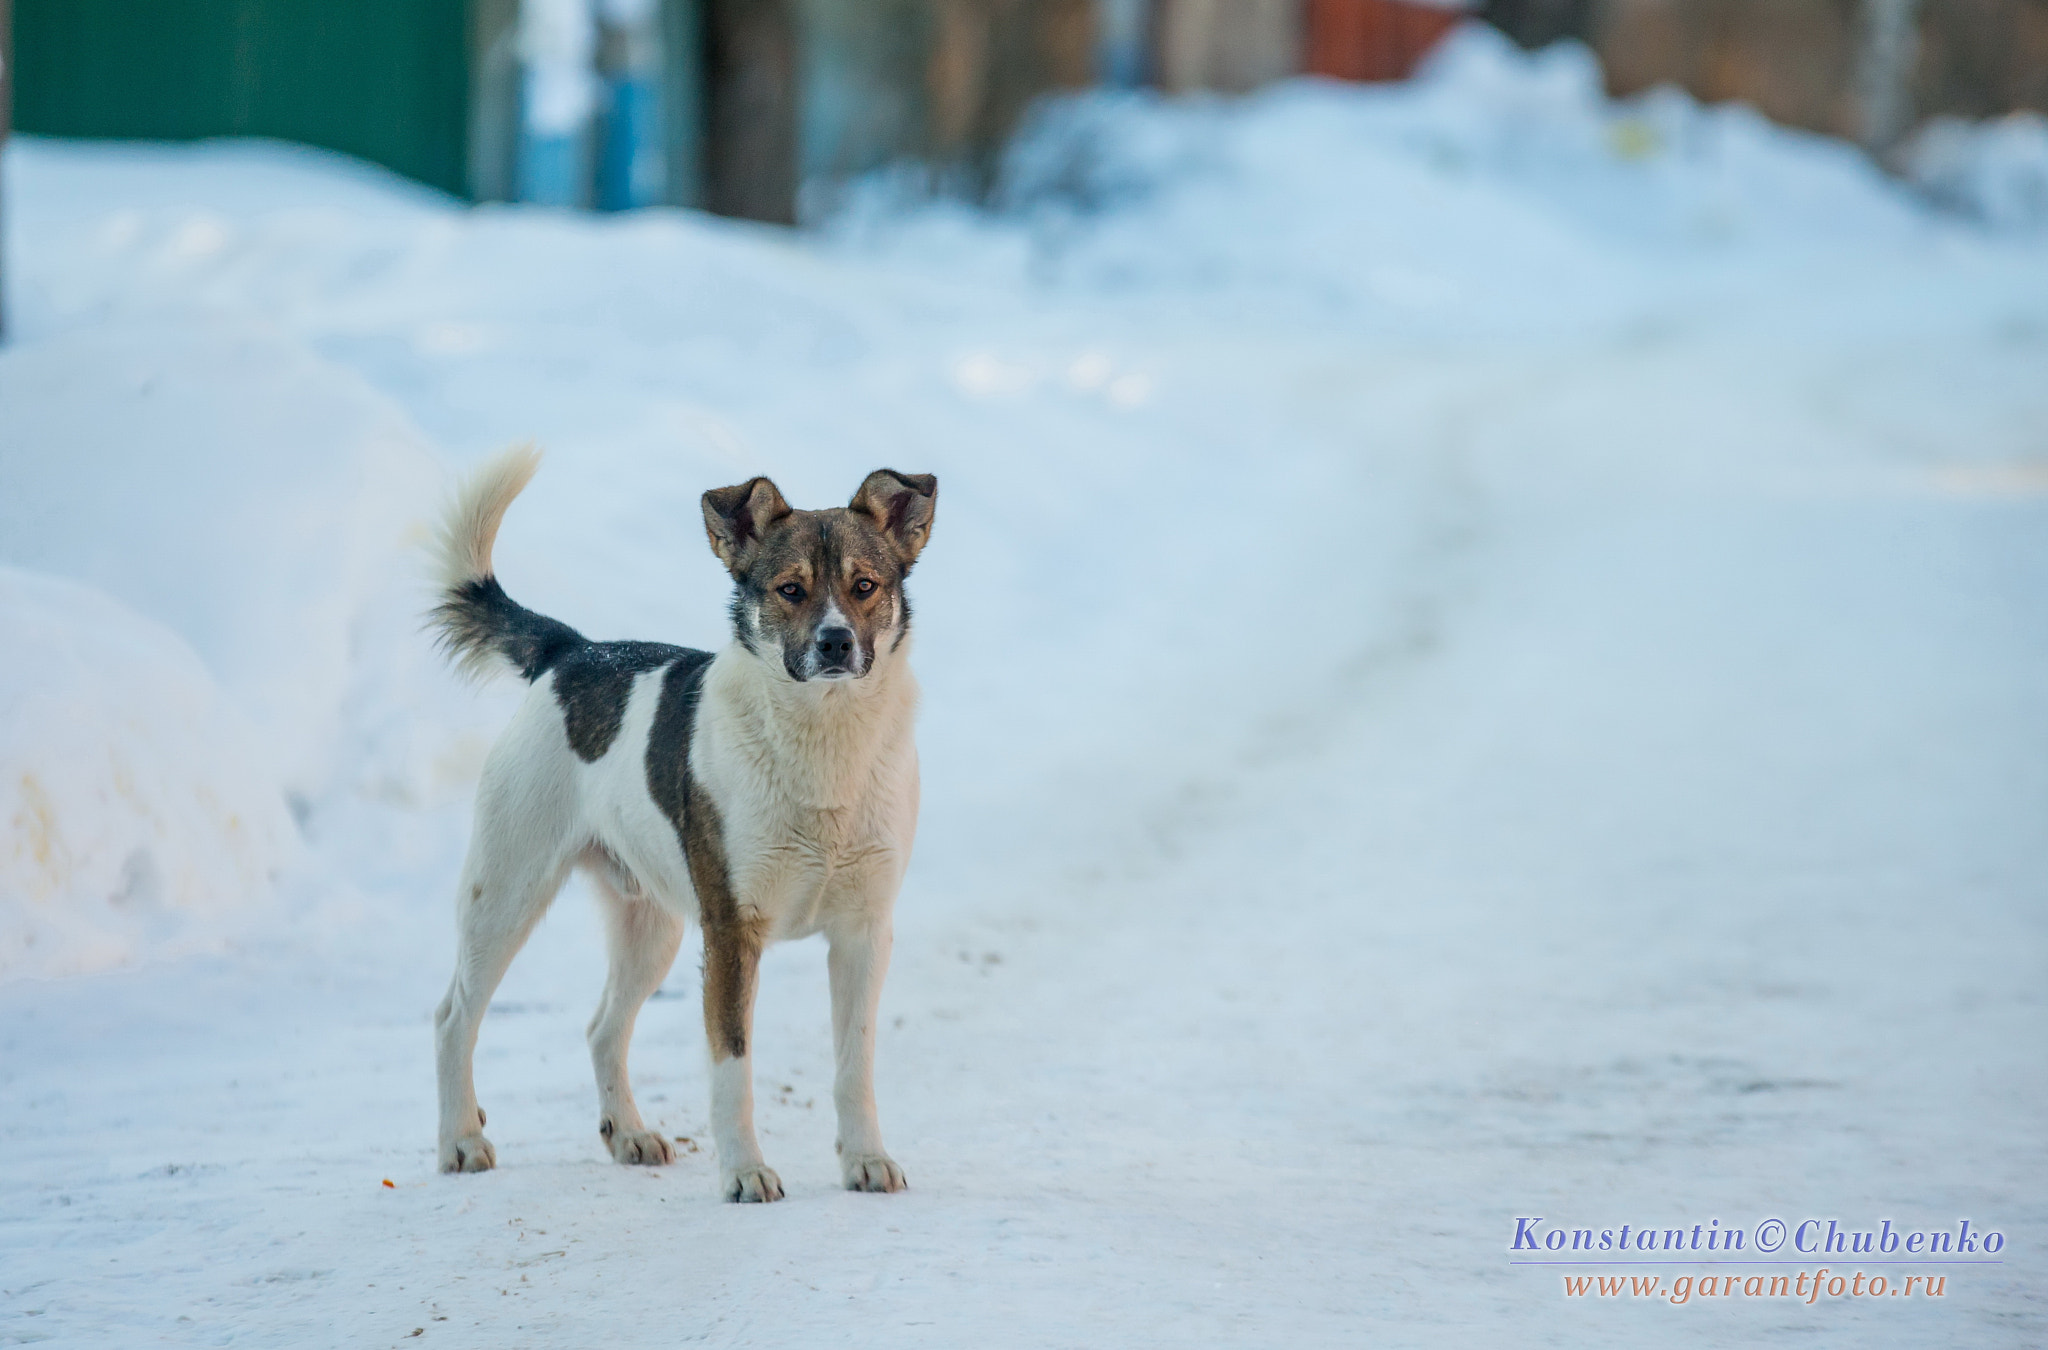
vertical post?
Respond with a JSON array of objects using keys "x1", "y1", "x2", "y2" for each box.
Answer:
[
  {"x1": 1858, "y1": 0, "x2": 1921, "y2": 163},
  {"x1": 471, "y1": 0, "x2": 525, "y2": 201},
  {"x1": 962, "y1": 0, "x2": 1092, "y2": 194},
  {"x1": 927, "y1": 0, "x2": 988, "y2": 172},
  {"x1": 1097, "y1": 0, "x2": 1150, "y2": 87},
  {"x1": 703, "y1": 0, "x2": 797, "y2": 224},
  {"x1": 1, "y1": 0, "x2": 11, "y2": 342},
  {"x1": 518, "y1": 0, "x2": 600, "y2": 205},
  {"x1": 596, "y1": 0, "x2": 665, "y2": 208},
  {"x1": 659, "y1": 0, "x2": 704, "y2": 206}
]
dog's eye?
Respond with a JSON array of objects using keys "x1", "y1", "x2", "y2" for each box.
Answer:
[
  {"x1": 854, "y1": 578, "x2": 876, "y2": 596},
  {"x1": 777, "y1": 583, "x2": 804, "y2": 601}
]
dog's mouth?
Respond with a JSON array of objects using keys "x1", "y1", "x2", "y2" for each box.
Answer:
[
  {"x1": 814, "y1": 650, "x2": 874, "y2": 680},
  {"x1": 782, "y1": 648, "x2": 869, "y2": 682}
]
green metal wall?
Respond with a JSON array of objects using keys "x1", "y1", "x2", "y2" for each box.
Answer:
[{"x1": 11, "y1": 0, "x2": 471, "y2": 197}]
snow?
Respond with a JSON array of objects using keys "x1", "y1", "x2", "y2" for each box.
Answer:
[
  {"x1": 3, "y1": 26, "x2": 2046, "y2": 1347},
  {"x1": 0, "y1": 568, "x2": 300, "y2": 980},
  {"x1": 833, "y1": 34, "x2": 1933, "y2": 333},
  {"x1": 0, "y1": 326, "x2": 448, "y2": 798},
  {"x1": 1906, "y1": 111, "x2": 2048, "y2": 232}
]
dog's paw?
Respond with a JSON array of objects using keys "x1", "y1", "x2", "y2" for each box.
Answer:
[
  {"x1": 604, "y1": 1126, "x2": 674, "y2": 1166},
  {"x1": 440, "y1": 1133, "x2": 496, "y2": 1174},
  {"x1": 840, "y1": 1154, "x2": 907, "y2": 1193},
  {"x1": 722, "y1": 1164, "x2": 785, "y2": 1203}
]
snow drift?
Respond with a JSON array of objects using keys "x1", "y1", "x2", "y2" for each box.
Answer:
[
  {"x1": 1905, "y1": 111, "x2": 2048, "y2": 231},
  {"x1": 0, "y1": 567, "x2": 299, "y2": 979},
  {"x1": 829, "y1": 27, "x2": 1951, "y2": 335},
  {"x1": 0, "y1": 327, "x2": 448, "y2": 794}
]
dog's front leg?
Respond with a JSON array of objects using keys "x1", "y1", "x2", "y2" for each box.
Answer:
[
  {"x1": 703, "y1": 915, "x2": 781, "y2": 1201},
  {"x1": 827, "y1": 916, "x2": 906, "y2": 1192}
]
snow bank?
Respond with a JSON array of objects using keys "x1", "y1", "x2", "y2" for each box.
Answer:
[
  {"x1": 0, "y1": 314, "x2": 506, "y2": 941},
  {"x1": 0, "y1": 325, "x2": 449, "y2": 803},
  {"x1": 1905, "y1": 111, "x2": 2048, "y2": 232},
  {"x1": 830, "y1": 26, "x2": 1938, "y2": 332},
  {"x1": 0, "y1": 135, "x2": 451, "y2": 227},
  {"x1": 0, "y1": 568, "x2": 299, "y2": 980}
]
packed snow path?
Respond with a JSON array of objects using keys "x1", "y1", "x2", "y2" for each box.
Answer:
[
  {"x1": 5, "y1": 43, "x2": 2048, "y2": 1346},
  {"x1": 8, "y1": 332, "x2": 2044, "y2": 1346}
]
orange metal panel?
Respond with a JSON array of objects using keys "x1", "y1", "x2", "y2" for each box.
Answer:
[{"x1": 1306, "y1": 0, "x2": 1462, "y2": 82}]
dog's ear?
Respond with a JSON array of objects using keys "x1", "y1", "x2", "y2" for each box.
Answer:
[
  {"x1": 849, "y1": 470, "x2": 937, "y2": 568},
  {"x1": 702, "y1": 477, "x2": 792, "y2": 574}
]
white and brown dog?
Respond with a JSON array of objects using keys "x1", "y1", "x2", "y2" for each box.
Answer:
[{"x1": 426, "y1": 446, "x2": 934, "y2": 1200}]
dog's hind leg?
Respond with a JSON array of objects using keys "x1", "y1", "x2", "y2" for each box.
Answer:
[
  {"x1": 434, "y1": 837, "x2": 572, "y2": 1174},
  {"x1": 584, "y1": 857, "x2": 683, "y2": 1166}
]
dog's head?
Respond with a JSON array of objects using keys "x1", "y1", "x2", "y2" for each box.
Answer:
[{"x1": 702, "y1": 470, "x2": 937, "y2": 683}]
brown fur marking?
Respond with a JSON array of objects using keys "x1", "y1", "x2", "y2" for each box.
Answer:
[
  {"x1": 684, "y1": 776, "x2": 765, "y2": 1061},
  {"x1": 643, "y1": 652, "x2": 761, "y2": 1062}
]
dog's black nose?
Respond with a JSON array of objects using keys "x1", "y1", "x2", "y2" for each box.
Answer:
[{"x1": 815, "y1": 627, "x2": 856, "y2": 666}]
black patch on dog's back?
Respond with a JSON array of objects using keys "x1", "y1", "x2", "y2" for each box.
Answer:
[{"x1": 553, "y1": 642, "x2": 694, "y2": 762}]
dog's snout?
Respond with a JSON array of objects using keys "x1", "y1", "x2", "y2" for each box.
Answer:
[{"x1": 815, "y1": 626, "x2": 856, "y2": 666}]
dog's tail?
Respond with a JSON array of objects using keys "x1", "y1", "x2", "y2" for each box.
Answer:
[{"x1": 428, "y1": 443, "x2": 586, "y2": 682}]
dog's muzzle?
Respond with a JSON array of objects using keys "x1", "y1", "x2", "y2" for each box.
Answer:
[{"x1": 811, "y1": 625, "x2": 862, "y2": 678}]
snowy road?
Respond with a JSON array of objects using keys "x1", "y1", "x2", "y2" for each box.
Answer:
[
  {"x1": 9, "y1": 327, "x2": 2045, "y2": 1347},
  {"x1": 5, "y1": 38, "x2": 2048, "y2": 1349}
]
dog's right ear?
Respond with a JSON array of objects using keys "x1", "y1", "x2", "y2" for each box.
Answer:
[{"x1": 702, "y1": 477, "x2": 792, "y2": 574}]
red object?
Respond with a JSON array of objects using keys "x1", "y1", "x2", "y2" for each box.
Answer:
[{"x1": 1307, "y1": 0, "x2": 1465, "y2": 82}]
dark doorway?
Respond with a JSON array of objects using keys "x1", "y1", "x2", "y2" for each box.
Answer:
[{"x1": 701, "y1": 0, "x2": 800, "y2": 224}]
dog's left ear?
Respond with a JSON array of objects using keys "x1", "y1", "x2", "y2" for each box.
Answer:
[
  {"x1": 703, "y1": 476, "x2": 792, "y2": 575},
  {"x1": 850, "y1": 470, "x2": 937, "y2": 567}
]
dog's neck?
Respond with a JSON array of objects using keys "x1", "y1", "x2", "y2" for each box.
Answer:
[{"x1": 704, "y1": 635, "x2": 918, "y2": 810}]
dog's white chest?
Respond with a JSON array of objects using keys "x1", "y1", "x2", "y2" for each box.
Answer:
[
  {"x1": 717, "y1": 780, "x2": 911, "y2": 940},
  {"x1": 694, "y1": 656, "x2": 919, "y2": 941}
]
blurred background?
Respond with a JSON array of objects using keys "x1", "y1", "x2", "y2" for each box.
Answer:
[
  {"x1": 3, "y1": 0, "x2": 2045, "y2": 233},
  {"x1": 0, "y1": 2, "x2": 2044, "y2": 1346}
]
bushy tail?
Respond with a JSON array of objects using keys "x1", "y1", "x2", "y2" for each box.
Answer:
[{"x1": 428, "y1": 443, "x2": 585, "y2": 682}]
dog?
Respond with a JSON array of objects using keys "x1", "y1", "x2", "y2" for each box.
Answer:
[{"x1": 425, "y1": 445, "x2": 935, "y2": 1200}]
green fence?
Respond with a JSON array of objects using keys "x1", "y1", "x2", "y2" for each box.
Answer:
[{"x1": 11, "y1": 0, "x2": 471, "y2": 197}]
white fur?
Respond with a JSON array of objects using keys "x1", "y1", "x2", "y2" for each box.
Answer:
[
  {"x1": 692, "y1": 638, "x2": 920, "y2": 944},
  {"x1": 431, "y1": 442, "x2": 543, "y2": 680},
  {"x1": 687, "y1": 629, "x2": 918, "y2": 1194}
]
